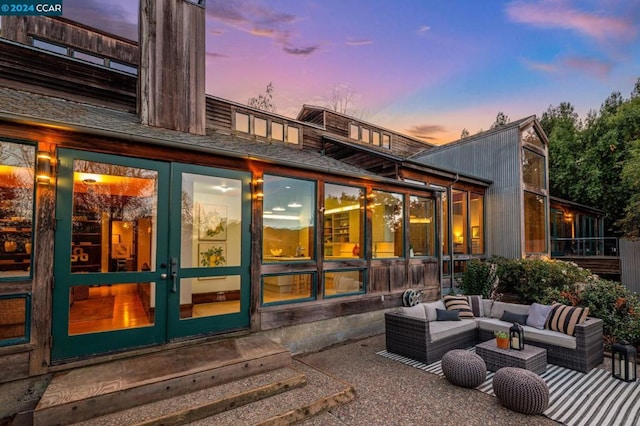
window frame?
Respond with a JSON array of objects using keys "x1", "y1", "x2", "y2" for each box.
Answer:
[{"x1": 0, "y1": 293, "x2": 31, "y2": 346}]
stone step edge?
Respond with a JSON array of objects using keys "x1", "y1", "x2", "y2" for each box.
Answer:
[{"x1": 130, "y1": 373, "x2": 307, "y2": 426}]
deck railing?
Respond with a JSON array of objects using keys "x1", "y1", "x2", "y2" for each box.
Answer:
[{"x1": 551, "y1": 237, "x2": 619, "y2": 257}]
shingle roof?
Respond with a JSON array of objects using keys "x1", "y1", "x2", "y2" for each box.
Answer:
[{"x1": 0, "y1": 87, "x2": 384, "y2": 180}]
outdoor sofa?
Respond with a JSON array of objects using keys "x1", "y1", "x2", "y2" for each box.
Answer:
[{"x1": 385, "y1": 297, "x2": 604, "y2": 373}]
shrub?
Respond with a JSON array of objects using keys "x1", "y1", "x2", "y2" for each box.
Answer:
[
  {"x1": 460, "y1": 259, "x2": 496, "y2": 298},
  {"x1": 542, "y1": 279, "x2": 640, "y2": 350}
]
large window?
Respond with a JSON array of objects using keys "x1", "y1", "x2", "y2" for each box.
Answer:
[
  {"x1": 0, "y1": 141, "x2": 35, "y2": 280},
  {"x1": 409, "y1": 196, "x2": 435, "y2": 256},
  {"x1": 524, "y1": 191, "x2": 547, "y2": 253},
  {"x1": 324, "y1": 183, "x2": 364, "y2": 259},
  {"x1": 263, "y1": 175, "x2": 315, "y2": 261},
  {"x1": 523, "y1": 148, "x2": 545, "y2": 190},
  {"x1": 372, "y1": 190, "x2": 403, "y2": 258}
]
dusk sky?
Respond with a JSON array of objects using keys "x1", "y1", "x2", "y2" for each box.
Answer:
[{"x1": 62, "y1": 0, "x2": 640, "y2": 144}]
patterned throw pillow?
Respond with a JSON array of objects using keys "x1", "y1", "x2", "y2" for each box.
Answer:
[
  {"x1": 466, "y1": 295, "x2": 484, "y2": 317},
  {"x1": 443, "y1": 295, "x2": 474, "y2": 319},
  {"x1": 546, "y1": 303, "x2": 589, "y2": 336}
]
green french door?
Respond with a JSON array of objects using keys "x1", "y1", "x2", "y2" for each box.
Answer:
[{"x1": 52, "y1": 149, "x2": 251, "y2": 361}]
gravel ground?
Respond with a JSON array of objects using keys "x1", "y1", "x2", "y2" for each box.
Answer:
[{"x1": 296, "y1": 334, "x2": 562, "y2": 426}]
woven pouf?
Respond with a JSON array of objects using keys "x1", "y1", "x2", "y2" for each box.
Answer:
[
  {"x1": 493, "y1": 367, "x2": 549, "y2": 414},
  {"x1": 441, "y1": 349, "x2": 487, "y2": 388}
]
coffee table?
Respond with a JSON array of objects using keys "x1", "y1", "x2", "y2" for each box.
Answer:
[{"x1": 475, "y1": 340, "x2": 547, "y2": 375}]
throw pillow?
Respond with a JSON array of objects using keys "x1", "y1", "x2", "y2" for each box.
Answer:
[
  {"x1": 466, "y1": 295, "x2": 484, "y2": 317},
  {"x1": 443, "y1": 295, "x2": 474, "y2": 319},
  {"x1": 423, "y1": 300, "x2": 446, "y2": 321},
  {"x1": 398, "y1": 304, "x2": 427, "y2": 320},
  {"x1": 436, "y1": 308, "x2": 460, "y2": 321},
  {"x1": 526, "y1": 303, "x2": 554, "y2": 330},
  {"x1": 500, "y1": 310, "x2": 529, "y2": 325},
  {"x1": 546, "y1": 303, "x2": 589, "y2": 336}
]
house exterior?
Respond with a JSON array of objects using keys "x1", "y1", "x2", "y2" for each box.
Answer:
[{"x1": 0, "y1": 2, "x2": 612, "y2": 419}]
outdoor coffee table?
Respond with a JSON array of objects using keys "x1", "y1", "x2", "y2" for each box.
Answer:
[{"x1": 475, "y1": 340, "x2": 547, "y2": 375}]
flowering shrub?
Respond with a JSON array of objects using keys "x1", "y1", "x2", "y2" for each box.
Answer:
[{"x1": 462, "y1": 257, "x2": 640, "y2": 349}]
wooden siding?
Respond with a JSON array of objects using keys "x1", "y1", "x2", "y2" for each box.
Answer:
[
  {"x1": 138, "y1": 0, "x2": 206, "y2": 134},
  {"x1": 560, "y1": 256, "x2": 621, "y2": 276},
  {"x1": 1, "y1": 16, "x2": 138, "y2": 64},
  {"x1": 621, "y1": 239, "x2": 640, "y2": 293},
  {"x1": 205, "y1": 97, "x2": 233, "y2": 131},
  {"x1": 0, "y1": 39, "x2": 136, "y2": 111}
]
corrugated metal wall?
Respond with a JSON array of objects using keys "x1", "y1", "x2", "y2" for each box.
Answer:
[
  {"x1": 620, "y1": 238, "x2": 640, "y2": 293},
  {"x1": 416, "y1": 128, "x2": 524, "y2": 258}
]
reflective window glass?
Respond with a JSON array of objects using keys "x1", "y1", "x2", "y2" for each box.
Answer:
[
  {"x1": 452, "y1": 190, "x2": 468, "y2": 254},
  {"x1": 263, "y1": 273, "x2": 314, "y2": 304},
  {"x1": 0, "y1": 141, "x2": 35, "y2": 280},
  {"x1": 470, "y1": 193, "x2": 484, "y2": 254},
  {"x1": 372, "y1": 190, "x2": 403, "y2": 258},
  {"x1": 372, "y1": 131, "x2": 381, "y2": 146},
  {"x1": 263, "y1": 175, "x2": 315, "y2": 261},
  {"x1": 181, "y1": 173, "x2": 242, "y2": 268},
  {"x1": 382, "y1": 134, "x2": 390, "y2": 148},
  {"x1": 254, "y1": 117, "x2": 267, "y2": 137},
  {"x1": 272, "y1": 122, "x2": 284, "y2": 141},
  {"x1": 361, "y1": 128, "x2": 370, "y2": 143},
  {"x1": 523, "y1": 148, "x2": 545, "y2": 190},
  {"x1": 324, "y1": 184, "x2": 364, "y2": 259},
  {"x1": 286, "y1": 126, "x2": 299, "y2": 144},
  {"x1": 349, "y1": 124, "x2": 359, "y2": 140},
  {"x1": 234, "y1": 112, "x2": 249, "y2": 133},
  {"x1": 72, "y1": 160, "x2": 158, "y2": 273},
  {"x1": 325, "y1": 270, "x2": 364, "y2": 296},
  {"x1": 409, "y1": 196, "x2": 435, "y2": 256},
  {"x1": 524, "y1": 191, "x2": 547, "y2": 253}
]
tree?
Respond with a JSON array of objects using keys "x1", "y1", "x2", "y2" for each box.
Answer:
[
  {"x1": 460, "y1": 128, "x2": 470, "y2": 138},
  {"x1": 325, "y1": 84, "x2": 363, "y2": 118},
  {"x1": 491, "y1": 112, "x2": 510, "y2": 128},
  {"x1": 247, "y1": 82, "x2": 276, "y2": 112},
  {"x1": 545, "y1": 78, "x2": 640, "y2": 237}
]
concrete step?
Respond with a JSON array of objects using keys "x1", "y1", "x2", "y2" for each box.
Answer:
[
  {"x1": 71, "y1": 360, "x2": 355, "y2": 426},
  {"x1": 34, "y1": 335, "x2": 291, "y2": 426}
]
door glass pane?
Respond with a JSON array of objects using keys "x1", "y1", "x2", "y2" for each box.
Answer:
[
  {"x1": 372, "y1": 190, "x2": 403, "y2": 258},
  {"x1": 68, "y1": 283, "x2": 155, "y2": 335},
  {"x1": 180, "y1": 173, "x2": 242, "y2": 268},
  {"x1": 179, "y1": 276, "x2": 241, "y2": 319},
  {"x1": 72, "y1": 160, "x2": 158, "y2": 273},
  {"x1": 263, "y1": 175, "x2": 315, "y2": 262},
  {"x1": 0, "y1": 141, "x2": 35, "y2": 280},
  {"x1": 324, "y1": 184, "x2": 364, "y2": 259}
]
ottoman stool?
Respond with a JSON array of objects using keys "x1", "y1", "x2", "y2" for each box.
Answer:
[
  {"x1": 441, "y1": 349, "x2": 487, "y2": 388},
  {"x1": 493, "y1": 367, "x2": 549, "y2": 414}
]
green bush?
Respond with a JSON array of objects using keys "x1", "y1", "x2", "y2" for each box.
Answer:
[{"x1": 460, "y1": 259, "x2": 495, "y2": 297}]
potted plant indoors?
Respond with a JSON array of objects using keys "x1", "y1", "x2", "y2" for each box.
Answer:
[{"x1": 495, "y1": 330, "x2": 509, "y2": 349}]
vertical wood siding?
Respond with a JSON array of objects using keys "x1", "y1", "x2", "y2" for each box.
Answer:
[{"x1": 620, "y1": 239, "x2": 640, "y2": 293}]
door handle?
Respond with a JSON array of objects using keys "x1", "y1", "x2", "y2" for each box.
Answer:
[{"x1": 169, "y1": 257, "x2": 178, "y2": 293}]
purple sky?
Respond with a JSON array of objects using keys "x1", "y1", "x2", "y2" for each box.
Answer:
[{"x1": 61, "y1": 0, "x2": 640, "y2": 144}]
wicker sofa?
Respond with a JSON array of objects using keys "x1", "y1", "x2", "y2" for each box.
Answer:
[{"x1": 385, "y1": 299, "x2": 604, "y2": 373}]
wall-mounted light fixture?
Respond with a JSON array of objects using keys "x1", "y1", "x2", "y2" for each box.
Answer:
[
  {"x1": 36, "y1": 151, "x2": 52, "y2": 185},
  {"x1": 254, "y1": 176, "x2": 264, "y2": 199}
]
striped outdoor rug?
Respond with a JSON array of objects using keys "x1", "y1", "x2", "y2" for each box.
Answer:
[{"x1": 377, "y1": 349, "x2": 640, "y2": 426}]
